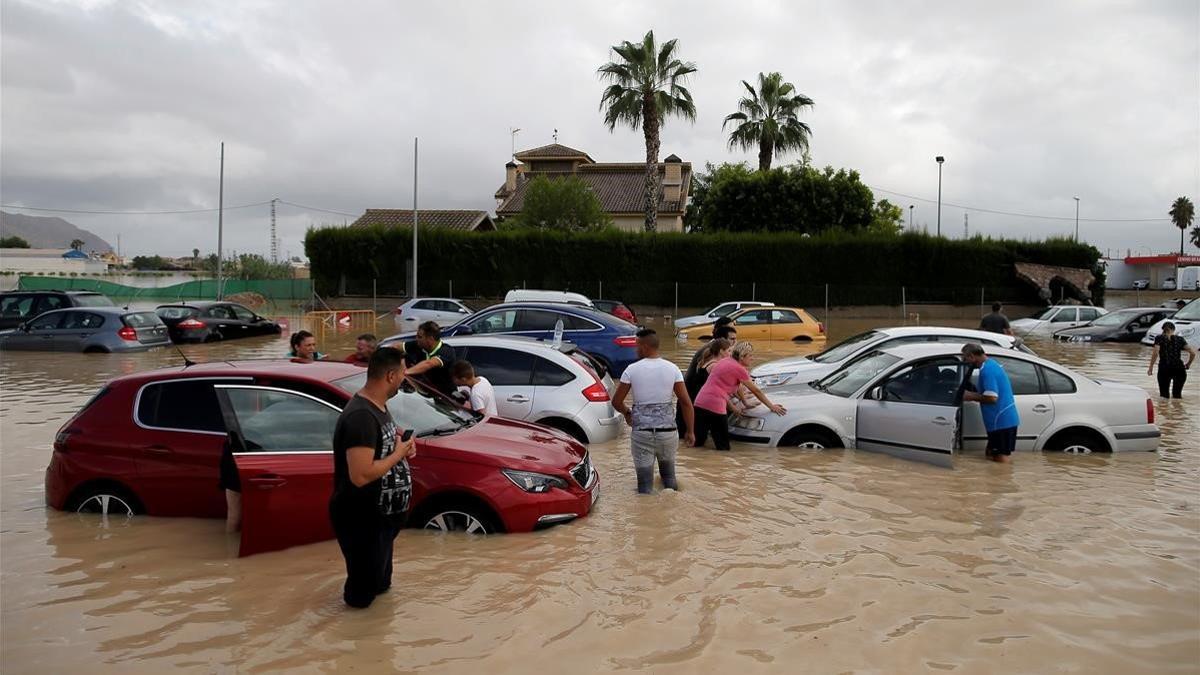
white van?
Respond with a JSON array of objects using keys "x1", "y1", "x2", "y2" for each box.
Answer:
[
  {"x1": 503, "y1": 289, "x2": 594, "y2": 308},
  {"x1": 1178, "y1": 266, "x2": 1200, "y2": 291}
]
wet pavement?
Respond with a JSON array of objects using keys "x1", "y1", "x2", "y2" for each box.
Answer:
[{"x1": 1, "y1": 306, "x2": 1197, "y2": 673}]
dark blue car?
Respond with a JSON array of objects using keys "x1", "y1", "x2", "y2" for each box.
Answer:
[{"x1": 381, "y1": 302, "x2": 639, "y2": 376}]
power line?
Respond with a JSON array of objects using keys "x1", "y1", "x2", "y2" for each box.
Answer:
[
  {"x1": 0, "y1": 200, "x2": 272, "y2": 215},
  {"x1": 276, "y1": 200, "x2": 357, "y2": 217},
  {"x1": 869, "y1": 186, "x2": 1169, "y2": 222}
]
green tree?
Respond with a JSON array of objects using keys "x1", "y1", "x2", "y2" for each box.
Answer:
[
  {"x1": 868, "y1": 199, "x2": 905, "y2": 236},
  {"x1": 723, "y1": 72, "x2": 815, "y2": 171},
  {"x1": 69, "y1": 238, "x2": 85, "y2": 251},
  {"x1": 504, "y1": 176, "x2": 612, "y2": 232},
  {"x1": 1169, "y1": 196, "x2": 1194, "y2": 260},
  {"x1": 130, "y1": 255, "x2": 168, "y2": 270},
  {"x1": 598, "y1": 30, "x2": 697, "y2": 232},
  {"x1": 683, "y1": 162, "x2": 753, "y2": 231},
  {"x1": 234, "y1": 253, "x2": 293, "y2": 280},
  {"x1": 1191, "y1": 225, "x2": 1199, "y2": 250},
  {"x1": 0, "y1": 235, "x2": 30, "y2": 248},
  {"x1": 192, "y1": 248, "x2": 200, "y2": 260},
  {"x1": 701, "y1": 164, "x2": 875, "y2": 234}
]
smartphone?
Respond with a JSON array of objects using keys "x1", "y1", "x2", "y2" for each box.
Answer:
[{"x1": 400, "y1": 429, "x2": 414, "y2": 443}]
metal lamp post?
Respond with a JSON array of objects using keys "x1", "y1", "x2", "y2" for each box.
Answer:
[
  {"x1": 935, "y1": 156, "x2": 945, "y2": 237},
  {"x1": 1073, "y1": 196, "x2": 1080, "y2": 242},
  {"x1": 908, "y1": 204, "x2": 914, "y2": 230}
]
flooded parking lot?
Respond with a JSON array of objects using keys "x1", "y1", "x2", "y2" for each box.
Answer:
[{"x1": 1, "y1": 307, "x2": 1197, "y2": 673}]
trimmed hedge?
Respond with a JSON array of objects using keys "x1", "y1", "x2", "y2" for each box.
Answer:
[{"x1": 305, "y1": 226, "x2": 1104, "y2": 307}]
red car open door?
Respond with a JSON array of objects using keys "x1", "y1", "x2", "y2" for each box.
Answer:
[{"x1": 214, "y1": 384, "x2": 340, "y2": 556}]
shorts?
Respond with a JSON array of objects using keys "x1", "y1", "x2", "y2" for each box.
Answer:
[
  {"x1": 630, "y1": 429, "x2": 679, "y2": 469},
  {"x1": 986, "y1": 426, "x2": 1018, "y2": 457}
]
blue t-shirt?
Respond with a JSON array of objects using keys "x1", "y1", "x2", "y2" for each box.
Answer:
[{"x1": 977, "y1": 359, "x2": 1020, "y2": 432}]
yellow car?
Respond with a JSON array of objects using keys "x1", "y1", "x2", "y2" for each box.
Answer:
[{"x1": 675, "y1": 306, "x2": 827, "y2": 342}]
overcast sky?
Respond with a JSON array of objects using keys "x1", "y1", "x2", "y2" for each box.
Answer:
[{"x1": 2, "y1": 0, "x2": 1198, "y2": 259}]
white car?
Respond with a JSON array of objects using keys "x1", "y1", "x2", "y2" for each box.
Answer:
[
  {"x1": 1142, "y1": 298, "x2": 1200, "y2": 348},
  {"x1": 440, "y1": 335, "x2": 621, "y2": 444},
  {"x1": 751, "y1": 326, "x2": 1035, "y2": 387},
  {"x1": 394, "y1": 297, "x2": 472, "y2": 328},
  {"x1": 503, "y1": 289, "x2": 594, "y2": 308},
  {"x1": 1132, "y1": 279, "x2": 1151, "y2": 290},
  {"x1": 674, "y1": 301, "x2": 774, "y2": 329},
  {"x1": 729, "y1": 343, "x2": 1159, "y2": 465},
  {"x1": 1161, "y1": 277, "x2": 1177, "y2": 291},
  {"x1": 1010, "y1": 305, "x2": 1107, "y2": 335}
]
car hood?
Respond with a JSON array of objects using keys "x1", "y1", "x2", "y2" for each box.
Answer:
[
  {"x1": 419, "y1": 416, "x2": 586, "y2": 474},
  {"x1": 752, "y1": 355, "x2": 821, "y2": 376},
  {"x1": 674, "y1": 314, "x2": 713, "y2": 328}
]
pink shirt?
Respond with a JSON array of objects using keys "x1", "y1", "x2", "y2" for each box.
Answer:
[{"x1": 694, "y1": 357, "x2": 750, "y2": 414}]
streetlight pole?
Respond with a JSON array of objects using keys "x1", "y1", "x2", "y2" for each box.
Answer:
[
  {"x1": 412, "y1": 137, "x2": 419, "y2": 299},
  {"x1": 908, "y1": 205, "x2": 914, "y2": 230},
  {"x1": 216, "y1": 141, "x2": 224, "y2": 300},
  {"x1": 935, "y1": 156, "x2": 945, "y2": 237},
  {"x1": 1073, "y1": 196, "x2": 1080, "y2": 242}
]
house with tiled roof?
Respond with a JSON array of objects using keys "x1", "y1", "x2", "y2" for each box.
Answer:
[
  {"x1": 350, "y1": 209, "x2": 496, "y2": 232},
  {"x1": 495, "y1": 143, "x2": 691, "y2": 232}
]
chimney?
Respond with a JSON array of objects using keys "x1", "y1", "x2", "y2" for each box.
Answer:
[
  {"x1": 663, "y1": 154, "x2": 683, "y2": 203},
  {"x1": 505, "y1": 161, "x2": 519, "y2": 194}
]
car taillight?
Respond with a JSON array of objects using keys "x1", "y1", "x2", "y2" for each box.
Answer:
[
  {"x1": 613, "y1": 335, "x2": 637, "y2": 348},
  {"x1": 1146, "y1": 399, "x2": 1154, "y2": 425},
  {"x1": 818, "y1": 322, "x2": 826, "y2": 334},
  {"x1": 178, "y1": 318, "x2": 205, "y2": 329},
  {"x1": 394, "y1": 307, "x2": 402, "y2": 316},
  {"x1": 117, "y1": 326, "x2": 138, "y2": 341},
  {"x1": 582, "y1": 380, "x2": 610, "y2": 402}
]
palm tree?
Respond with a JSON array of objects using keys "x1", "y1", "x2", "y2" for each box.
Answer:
[
  {"x1": 1191, "y1": 225, "x2": 1199, "y2": 250},
  {"x1": 69, "y1": 238, "x2": 84, "y2": 251},
  {"x1": 723, "y1": 72, "x2": 815, "y2": 171},
  {"x1": 598, "y1": 30, "x2": 697, "y2": 232},
  {"x1": 1170, "y1": 196, "x2": 1194, "y2": 261}
]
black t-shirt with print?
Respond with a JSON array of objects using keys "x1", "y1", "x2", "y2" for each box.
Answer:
[
  {"x1": 403, "y1": 340, "x2": 457, "y2": 396},
  {"x1": 1155, "y1": 334, "x2": 1188, "y2": 368},
  {"x1": 331, "y1": 394, "x2": 411, "y2": 520}
]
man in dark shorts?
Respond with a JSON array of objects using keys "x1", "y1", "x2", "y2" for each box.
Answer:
[
  {"x1": 979, "y1": 302, "x2": 1013, "y2": 335},
  {"x1": 961, "y1": 343, "x2": 1020, "y2": 462},
  {"x1": 403, "y1": 321, "x2": 457, "y2": 396},
  {"x1": 330, "y1": 347, "x2": 416, "y2": 609}
]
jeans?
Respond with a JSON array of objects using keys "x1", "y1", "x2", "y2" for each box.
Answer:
[
  {"x1": 630, "y1": 429, "x2": 679, "y2": 494},
  {"x1": 1157, "y1": 364, "x2": 1188, "y2": 399},
  {"x1": 694, "y1": 408, "x2": 731, "y2": 451}
]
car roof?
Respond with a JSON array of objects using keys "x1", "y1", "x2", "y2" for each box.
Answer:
[
  {"x1": 405, "y1": 297, "x2": 462, "y2": 303},
  {"x1": 875, "y1": 342, "x2": 1059, "y2": 369},
  {"x1": 729, "y1": 305, "x2": 808, "y2": 314},
  {"x1": 110, "y1": 359, "x2": 362, "y2": 387},
  {"x1": 442, "y1": 334, "x2": 580, "y2": 352},
  {"x1": 2, "y1": 289, "x2": 104, "y2": 295},
  {"x1": 477, "y1": 302, "x2": 617, "y2": 320},
  {"x1": 874, "y1": 325, "x2": 1018, "y2": 344},
  {"x1": 156, "y1": 301, "x2": 228, "y2": 309},
  {"x1": 42, "y1": 306, "x2": 137, "y2": 316}
]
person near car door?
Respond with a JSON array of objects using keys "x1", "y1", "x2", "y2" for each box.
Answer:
[
  {"x1": 403, "y1": 321, "x2": 457, "y2": 396},
  {"x1": 678, "y1": 322, "x2": 737, "y2": 438},
  {"x1": 288, "y1": 330, "x2": 325, "y2": 361},
  {"x1": 613, "y1": 329, "x2": 695, "y2": 494},
  {"x1": 979, "y1": 302, "x2": 1013, "y2": 336},
  {"x1": 960, "y1": 343, "x2": 1020, "y2": 463},
  {"x1": 693, "y1": 342, "x2": 786, "y2": 451},
  {"x1": 1148, "y1": 322, "x2": 1195, "y2": 399},
  {"x1": 451, "y1": 360, "x2": 498, "y2": 416},
  {"x1": 330, "y1": 347, "x2": 416, "y2": 609},
  {"x1": 344, "y1": 333, "x2": 377, "y2": 366}
]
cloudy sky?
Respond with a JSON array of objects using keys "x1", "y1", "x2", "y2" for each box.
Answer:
[{"x1": 2, "y1": 0, "x2": 1197, "y2": 259}]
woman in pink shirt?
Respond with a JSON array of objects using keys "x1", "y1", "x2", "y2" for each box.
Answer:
[{"x1": 693, "y1": 342, "x2": 786, "y2": 450}]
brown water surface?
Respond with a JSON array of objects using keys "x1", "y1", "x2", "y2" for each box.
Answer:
[{"x1": 2, "y1": 308, "x2": 1197, "y2": 673}]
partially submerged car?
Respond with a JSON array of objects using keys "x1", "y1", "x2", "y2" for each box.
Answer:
[
  {"x1": 0, "y1": 307, "x2": 169, "y2": 353},
  {"x1": 155, "y1": 301, "x2": 282, "y2": 343},
  {"x1": 1142, "y1": 298, "x2": 1200, "y2": 348},
  {"x1": 1010, "y1": 305, "x2": 1107, "y2": 335},
  {"x1": 674, "y1": 301, "x2": 774, "y2": 330},
  {"x1": 675, "y1": 306, "x2": 825, "y2": 343},
  {"x1": 730, "y1": 343, "x2": 1158, "y2": 466},
  {"x1": 1053, "y1": 307, "x2": 1175, "y2": 343},
  {"x1": 46, "y1": 360, "x2": 599, "y2": 556},
  {"x1": 752, "y1": 326, "x2": 1034, "y2": 387}
]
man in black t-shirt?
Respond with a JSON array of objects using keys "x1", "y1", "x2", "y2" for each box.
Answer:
[
  {"x1": 330, "y1": 347, "x2": 416, "y2": 609},
  {"x1": 979, "y1": 302, "x2": 1013, "y2": 335},
  {"x1": 403, "y1": 321, "x2": 457, "y2": 396}
]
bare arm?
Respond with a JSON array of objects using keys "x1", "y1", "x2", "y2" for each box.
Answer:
[
  {"x1": 612, "y1": 381, "x2": 632, "y2": 425},
  {"x1": 1147, "y1": 345, "x2": 1159, "y2": 375},
  {"x1": 1186, "y1": 345, "x2": 1197, "y2": 368},
  {"x1": 406, "y1": 357, "x2": 443, "y2": 376},
  {"x1": 346, "y1": 439, "x2": 415, "y2": 488},
  {"x1": 963, "y1": 391, "x2": 998, "y2": 404},
  {"x1": 742, "y1": 380, "x2": 786, "y2": 415},
  {"x1": 673, "y1": 381, "x2": 695, "y2": 444}
]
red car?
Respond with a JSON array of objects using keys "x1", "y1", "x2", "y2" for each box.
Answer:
[
  {"x1": 45, "y1": 360, "x2": 599, "y2": 556},
  {"x1": 593, "y1": 299, "x2": 638, "y2": 325}
]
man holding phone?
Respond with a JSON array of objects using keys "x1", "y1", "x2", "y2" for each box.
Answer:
[{"x1": 330, "y1": 347, "x2": 417, "y2": 609}]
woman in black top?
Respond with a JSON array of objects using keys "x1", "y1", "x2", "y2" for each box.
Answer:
[
  {"x1": 686, "y1": 338, "x2": 733, "y2": 402},
  {"x1": 1148, "y1": 322, "x2": 1196, "y2": 398}
]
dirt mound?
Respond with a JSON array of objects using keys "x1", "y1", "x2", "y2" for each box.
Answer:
[{"x1": 225, "y1": 291, "x2": 268, "y2": 308}]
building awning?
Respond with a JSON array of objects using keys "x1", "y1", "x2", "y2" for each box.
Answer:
[{"x1": 1124, "y1": 254, "x2": 1200, "y2": 265}]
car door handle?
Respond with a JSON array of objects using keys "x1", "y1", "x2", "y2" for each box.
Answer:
[
  {"x1": 1032, "y1": 405, "x2": 1051, "y2": 413},
  {"x1": 248, "y1": 474, "x2": 288, "y2": 489},
  {"x1": 932, "y1": 417, "x2": 951, "y2": 426},
  {"x1": 507, "y1": 395, "x2": 530, "y2": 403},
  {"x1": 141, "y1": 445, "x2": 172, "y2": 455}
]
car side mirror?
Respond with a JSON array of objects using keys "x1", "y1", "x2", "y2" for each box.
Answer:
[
  {"x1": 869, "y1": 386, "x2": 884, "y2": 401},
  {"x1": 457, "y1": 325, "x2": 474, "y2": 335},
  {"x1": 18, "y1": 322, "x2": 29, "y2": 332}
]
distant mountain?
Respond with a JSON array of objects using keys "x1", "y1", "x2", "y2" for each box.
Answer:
[{"x1": 0, "y1": 211, "x2": 114, "y2": 252}]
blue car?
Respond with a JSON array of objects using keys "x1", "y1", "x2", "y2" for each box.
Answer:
[{"x1": 381, "y1": 302, "x2": 639, "y2": 376}]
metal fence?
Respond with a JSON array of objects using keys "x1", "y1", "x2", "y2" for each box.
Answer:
[{"x1": 17, "y1": 276, "x2": 313, "y2": 304}]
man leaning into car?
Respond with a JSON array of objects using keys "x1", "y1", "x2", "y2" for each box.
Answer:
[{"x1": 960, "y1": 343, "x2": 1020, "y2": 463}]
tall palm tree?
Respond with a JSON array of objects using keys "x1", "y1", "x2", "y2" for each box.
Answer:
[
  {"x1": 723, "y1": 72, "x2": 814, "y2": 171},
  {"x1": 598, "y1": 30, "x2": 697, "y2": 232},
  {"x1": 1191, "y1": 225, "x2": 1199, "y2": 250},
  {"x1": 1170, "y1": 196, "x2": 1194, "y2": 261}
]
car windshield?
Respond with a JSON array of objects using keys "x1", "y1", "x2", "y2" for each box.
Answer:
[
  {"x1": 122, "y1": 312, "x2": 162, "y2": 328},
  {"x1": 73, "y1": 294, "x2": 114, "y2": 307},
  {"x1": 1029, "y1": 307, "x2": 1057, "y2": 320},
  {"x1": 156, "y1": 306, "x2": 197, "y2": 320},
  {"x1": 1090, "y1": 310, "x2": 1138, "y2": 327},
  {"x1": 811, "y1": 330, "x2": 883, "y2": 364},
  {"x1": 1174, "y1": 300, "x2": 1200, "y2": 321},
  {"x1": 332, "y1": 375, "x2": 477, "y2": 437},
  {"x1": 815, "y1": 352, "x2": 902, "y2": 398},
  {"x1": 708, "y1": 303, "x2": 736, "y2": 317}
]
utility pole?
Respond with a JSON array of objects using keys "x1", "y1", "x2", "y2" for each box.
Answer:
[
  {"x1": 412, "y1": 137, "x2": 419, "y2": 298},
  {"x1": 935, "y1": 155, "x2": 945, "y2": 237},
  {"x1": 908, "y1": 205, "x2": 914, "y2": 230},
  {"x1": 964, "y1": 212, "x2": 969, "y2": 239},
  {"x1": 1073, "y1": 196, "x2": 1080, "y2": 242},
  {"x1": 270, "y1": 198, "x2": 279, "y2": 263},
  {"x1": 216, "y1": 141, "x2": 225, "y2": 300}
]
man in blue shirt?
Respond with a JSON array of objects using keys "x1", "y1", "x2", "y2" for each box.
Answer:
[{"x1": 961, "y1": 343, "x2": 1020, "y2": 463}]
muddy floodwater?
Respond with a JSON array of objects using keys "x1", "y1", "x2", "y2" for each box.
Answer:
[{"x1": 2, "y1": 306, "x2": 1197, "y2": 673}]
